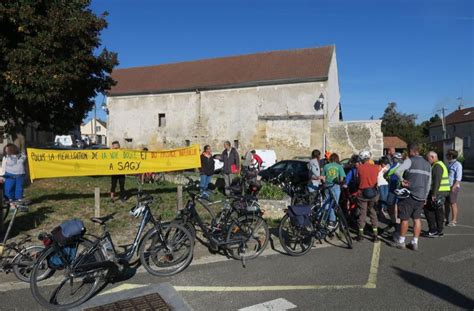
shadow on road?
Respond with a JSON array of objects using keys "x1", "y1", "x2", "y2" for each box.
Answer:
[{"x1": 392, "y1": 266, "x2": 474, "y2": 309}]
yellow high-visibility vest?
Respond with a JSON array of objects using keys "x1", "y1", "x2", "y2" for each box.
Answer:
[{"x1": 433, "y1": 161, "x2": 450, "y2": 192}]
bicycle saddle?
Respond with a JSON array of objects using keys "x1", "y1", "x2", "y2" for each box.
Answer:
[{"x1": 91, "y1": 213, "x2": 116, "y2": 225}]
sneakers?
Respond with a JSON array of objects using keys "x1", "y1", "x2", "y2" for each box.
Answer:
[
  {"x1": 423, "y1": 231, "x2": 439, "y2": 238},
  {"x1": 327, "y1": 221, "x2": 337, "y2": 230},
  {"x1": 391, "y1": 241, "x2": 406, "y2": 249},
  {"x1": 407, "y1": 243, "x2": 418, "y2": 251},
  {"x1": 447, "y1": 222, "x2": 457, "y2": 227},
  {"x1": 437, "y1": 232, "x2": 444, "y2": 237}
]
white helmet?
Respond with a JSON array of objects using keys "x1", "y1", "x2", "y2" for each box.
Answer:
[
  {"x1": 359, "y1": 150, "x2": 371, "y2": 160},
  {"x1": 129, "y1": 203, "x2": 146, "y2": 218},
  {"x1": 394, "y1": 188, "x2": 411, "y2": 198}
]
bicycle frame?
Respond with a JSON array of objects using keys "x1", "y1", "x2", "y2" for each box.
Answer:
[{"x1": 183, "y1": 194, "x2": 253, "y2": 249}]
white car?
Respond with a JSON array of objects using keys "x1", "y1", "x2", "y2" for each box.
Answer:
[{"x1": 243, "y1": 149, "x2": 277, "y2": 170}]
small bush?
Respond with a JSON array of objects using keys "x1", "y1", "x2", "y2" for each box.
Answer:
[{"x1": 259, "y1": 182, "x2": 285, "y2": 200}]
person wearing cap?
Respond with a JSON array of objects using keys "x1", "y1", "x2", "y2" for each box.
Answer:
[
  {"x1": 355, "y1": 150, "x2": 380, "y2": 242},
  {"x1": 424, "y1": 151, "x2": 450, "y2": 237},
  {"x1": 392, "y1": 142, "x2": 431, "y2": 251}
]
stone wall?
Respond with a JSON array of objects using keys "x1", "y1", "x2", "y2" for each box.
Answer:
[
  {"x1": 107, "y1": 81, "x2": 336, "y2": 160},
  {"x1": 327, "y1": 120, "x2": 383, "y2": 159}
]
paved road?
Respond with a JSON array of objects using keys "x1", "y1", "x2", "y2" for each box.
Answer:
[{"x1": 0, "y1": 182, "x2": 473, "y2": 310}]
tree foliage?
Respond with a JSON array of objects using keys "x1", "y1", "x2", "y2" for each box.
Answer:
[
  {"x1": 0, "y1": 0, "x2": 118, "y2": 136},
  {"x1": 381, "y1": 102, "x2": 440, "y2": 144}
]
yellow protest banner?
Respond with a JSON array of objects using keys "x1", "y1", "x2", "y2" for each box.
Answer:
[{"x1": 27, "y1": 145, "x2": 201, "y2": 180}]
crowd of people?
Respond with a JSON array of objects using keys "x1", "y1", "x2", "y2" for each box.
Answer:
[
  {"x1": 307, "y1": 143, "x2": 464, "y2": 250},
  {"x1": 0, "y1": 138, "x2": 465, "y2": 253}
]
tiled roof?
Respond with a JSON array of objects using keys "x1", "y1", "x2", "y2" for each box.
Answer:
[
  {"x1": 431, "y1": 107, "x2": 474, "y2": 127},
  {"x1": 109, "y1": 46, "x2": 334, "y2": 96},
  {"x1": 383, "y1": 136, "x2": 407, "y2": 149}
]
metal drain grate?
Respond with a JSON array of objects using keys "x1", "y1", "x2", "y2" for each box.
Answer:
[{"x1": 85, "y1": 292, "x2": 170, "y2": 311}]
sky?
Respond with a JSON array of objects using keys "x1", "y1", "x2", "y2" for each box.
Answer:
[{"x1": 87, "y1": 0, "x2": 474, "y2": 123}]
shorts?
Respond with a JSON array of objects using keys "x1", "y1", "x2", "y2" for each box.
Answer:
[
  {"x1": 448, "y1": 187, "x2": 460, "y2": 204},
  {"x1": 398, "y1": 197, "x2": 424, "y2": 220}
]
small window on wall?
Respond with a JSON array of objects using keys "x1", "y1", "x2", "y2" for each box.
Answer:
[
  {"x1": 464, "y1": 136, "x2": 471, "y2": 149},
  {"x1": 158, "y1": 113, "x2": 166, "y2": 127},
  {"x1": 234, "y1": 140, "x2": 239, "y2": 149},
  {"x1": 185, "y1": 140, "x2": 190, "y2": 146}
]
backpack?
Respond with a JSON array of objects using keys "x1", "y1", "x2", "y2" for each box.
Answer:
[
  {"x1": 52, "y1": 219, "x2": 86, "y2": 246},
  {"x1": 48, "y1": 245, "x2": 78, "y2": 269},
  {"x1": 288, "y1": 205, "x2": 312, "y2": 229},
  {"x1": 48, "y1": 219, "x2": 86, "y2": 269}
]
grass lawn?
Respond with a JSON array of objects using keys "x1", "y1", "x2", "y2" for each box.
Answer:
[
  {"x1": 4, "y1": 176, "x2": 193, "y2": 245},
  {"x1": 3, "y1": 175, "x2": 282, "y2": 246}
]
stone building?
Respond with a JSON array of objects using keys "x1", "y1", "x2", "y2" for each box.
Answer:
[{"x1": 107, "y1": 46, "x2": 383, "y2": 159}]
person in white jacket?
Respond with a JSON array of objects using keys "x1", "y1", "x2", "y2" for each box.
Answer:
[{"x1": 1, "y1": 144, "x2": 26, "y2": 202}]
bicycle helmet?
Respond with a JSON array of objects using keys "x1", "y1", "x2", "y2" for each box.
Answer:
[
  {"x1": 394, "y1": 188, "x2": 411, "y2": 198},
  {"x1": 359, "y1": 150, "x2": 371, "y2": 160},
  {"x1": 393, "y1": 152, "x2": 402, "y2": 159},
  {"x1": 129, "y1": 203, "x2": 146, "y2": 218},
  {"x1": 350, "y1": 154, "x2": 361, "y2": 164}
]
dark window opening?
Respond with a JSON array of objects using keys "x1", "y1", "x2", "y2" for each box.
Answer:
[
  {"x1": 234, "y1": 140, "x2": 239, "y2": 149},
  {"x1": 125, "y1": 138, "x2": 133, "y2": 143},
  {"x1": 185, "y1": 139, "x2": 190, "y2": 146},
  {"x1": 158, "y1": 113, "x2": 166, "y2": 127}
]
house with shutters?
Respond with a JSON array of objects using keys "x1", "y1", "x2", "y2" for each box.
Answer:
[{"x1": 106, "y1": 46, "x2": 383, "y2": 159}]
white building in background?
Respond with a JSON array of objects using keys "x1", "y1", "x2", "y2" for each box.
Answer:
[
  {"x1": 106, "y1": 46, "x2": 383, "y2": 159},
  {"x1": 80, "y1": 118, "x2": 107, "y2": 145}
]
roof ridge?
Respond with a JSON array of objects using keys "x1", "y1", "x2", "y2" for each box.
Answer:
[{"x1": 114, "y1": 45, "x2": 335, "y2": 71}]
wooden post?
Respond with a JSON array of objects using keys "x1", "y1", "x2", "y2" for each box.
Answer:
[
  {"x1": 94, "y1": 187, "x2": 100, "y2": 217},
  {"x1": 177, "y1": 185, "x2": 183, "y2": 211}
]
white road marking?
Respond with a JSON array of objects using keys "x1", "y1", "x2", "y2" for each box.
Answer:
[
  {"x1": 365, "y1": 241, "x2": 381, "y2": 289},
  {"x1": 175, "y1": 242, "x2": 382, "y2": 292},
  {"x1": 440, "y1": 247, "x2": 474, "y2": 263},
  {"x1": 238, "y1": 298, "x2": 297, "y2": 311}
]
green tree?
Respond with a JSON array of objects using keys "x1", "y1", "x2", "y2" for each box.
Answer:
[
  {"x1": 381, "y1": 102, "x2": 423, "y2": 143},
  {"x1": 0, "y1": 0, "x2": 118, "y2": 147},
  {"x1": 419, "y1": 114, "x2": 441, "y2": 138}
]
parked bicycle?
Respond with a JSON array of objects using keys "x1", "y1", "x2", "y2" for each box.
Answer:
[
  {"x1": 175, "y1": 178, "x2": 269, "y2": 265},
  {"x1": 0, "y1": 201, "x2": 49, "y2": 282},
  {"x1": 278, "y1": 183, "x2": 353, "y2": 256},
  {"x1": 29, "y1": 190, "x2": 194, "y2": 310}
]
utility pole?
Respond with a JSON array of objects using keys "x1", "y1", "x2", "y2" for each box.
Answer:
[
  {"x1": 439, "y1": 107, "x2": 447, "y2": 140},
  {"x1": 93, "y1": 102, "x2": 97, "y2": 144}
]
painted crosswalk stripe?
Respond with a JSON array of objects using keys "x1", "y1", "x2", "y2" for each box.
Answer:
[{"x1": 238, "y1": 298, "x2": 297, "y2": 311}]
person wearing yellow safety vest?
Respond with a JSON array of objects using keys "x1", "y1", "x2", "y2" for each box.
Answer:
[{"x1": 424, "y1": 151, "x2": 450, "y2": 238}]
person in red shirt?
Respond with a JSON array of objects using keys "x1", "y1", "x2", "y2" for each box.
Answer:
[
  {"x1": 356, "y1": 150, "x2": 381, "y2": 242},
  {"x1": 250, "y1": 150, "x2": 263, "y2": 171}
]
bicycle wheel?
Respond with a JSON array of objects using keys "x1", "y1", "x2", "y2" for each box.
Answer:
[
  {"x1": 12, "y1": 245, "x2": 52, "y2": 282},
  {"x1": 139, "y1": 222, "x2": 194, "y2": 277},
  {"x1": 226, "y1": 215, "x2": 269, "y2": 260},
  {"x1": 335, "y1": 205, "x2": 353, "y2": 249},
  {"x1": 30, "y1": 239, "x2": 105, "y2": 310},
  {"x1": 278, "y1": 214, "x2": 313, "y2": 256}
]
